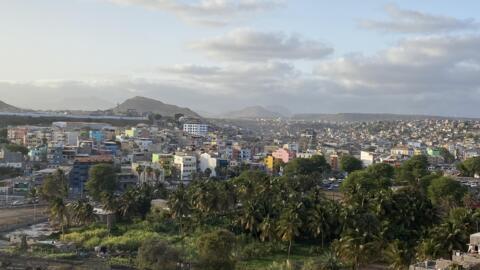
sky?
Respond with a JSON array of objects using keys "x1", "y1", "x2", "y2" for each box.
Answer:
[{"x1": 1, "y1": 0, "x2": 480, "y2": 117}]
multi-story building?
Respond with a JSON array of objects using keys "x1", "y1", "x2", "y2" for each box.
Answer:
[
  {"x1": 183, "y1": 123, "x2": 209, "y2": 137},
  {"x1": 174, "y1": 153, "x2": 197, "y2": 183},
  {"x1": 69, "y1": 155, "x2": 113, "y2": 196}
]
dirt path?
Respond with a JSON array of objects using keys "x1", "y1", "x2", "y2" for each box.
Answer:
[{"x1": 0, "y1": 206, "x2": 48, "y2": 232}]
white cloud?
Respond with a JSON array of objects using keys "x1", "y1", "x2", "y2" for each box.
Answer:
[
  {"x1": 106, "y1": 0, "x2": 283, "y2": 26},
  {"x1": 3, "y1": 36, "x2": 480, "y2": 116},
  {"x1": 190, "y1": 28, "x2": 333, "y2": 61},
  {"x1": 316, "y1": 35, "x2": 480, "y2": 95},
  {"x1": 359, "y1": 4, "x2": 479, "y2": 34}
]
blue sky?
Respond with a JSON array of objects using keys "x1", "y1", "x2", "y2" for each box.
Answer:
[{"x1": 1, "y1": 0, "x2": 480, "y2": 117}]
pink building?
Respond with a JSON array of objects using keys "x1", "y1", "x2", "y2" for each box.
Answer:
[{"x1": 272, "y1": 148, "x2": 296, "y2": 163}]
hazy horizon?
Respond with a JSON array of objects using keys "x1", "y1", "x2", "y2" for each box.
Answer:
[{"x1": 1, "y1": 1, "x2": 480, "y2": 117}]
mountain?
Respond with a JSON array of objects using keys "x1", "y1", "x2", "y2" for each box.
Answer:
[
  {"x1": 291, "y1": 113, "x2": 475, "y2": 122},
  {"x1": 0, "y1": 100, "x2": 22, "y2": 112},
  {"x1": 111, "y1": 96, "x2": 201, "y2": 118},
  {"x1": 223, "y1": 106, "x2": 284, "y2": 119},
  {"x1": 265, "y1": 105, "x2": 292, "y2": 117}
]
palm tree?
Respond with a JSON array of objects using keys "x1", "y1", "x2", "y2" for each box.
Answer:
[
  {"x1": 384, "y1": 241, "x2": 411, "y2": 270},
  {"x1": 276, "y1": 206, "x2": 302, "y2": 261},
  {"x1": 50, "y1": 197, "x2": 69, "y2": 236},
  {"x1": 118, "y1": 189, "x2": 138, "y2": 220},
  {"x1": 69, "y1": 199, "x2": 95, "y2": 226},
  {"x1": 154, "y1": 168, "x2": 162, "y2": 182},
  {"x1": 168, "y1": 184, "x2": 191, "y2": 235},
  {"x1": 308, "y1": 204, "x2": 329, "y2": 248},
  {"x1": 259, "y1": 215, "x2": 276, "y2": 242},
  {"x1": 136, "y1": 165, "x2": 144, "y2": 183},
  {"x1": 102, "y1": 194, "x2": 117, "y2": 233},
  {"x1": 145, "y1": 166, "x2": 153, "y2": 183},
  {"x1": 27, "y1": 187, "x2": 39, "y2": 222}
]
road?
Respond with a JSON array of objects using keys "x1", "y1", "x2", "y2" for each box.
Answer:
[{"x1": 0, "y1": 205, "x2": 48, "y2": 232}]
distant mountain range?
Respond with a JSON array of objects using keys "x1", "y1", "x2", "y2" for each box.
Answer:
[
  {"x1": 223, "y1": 106, "x2": 284, "y2": 119},
  {"x1": 0, "y1": 100, "x2": 22, "y2": 112},
  {"x1": 111, "y1": 96, "x2": 201, "y2": 118},
  {"x1": 290, "y1": 113, "x2": 474, "y2": 122},
  {"x1": 0, "y1": 97, "x2": 478, "y2": 122}
]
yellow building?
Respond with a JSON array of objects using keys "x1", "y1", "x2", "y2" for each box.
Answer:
[{"x1": 264, "y1": 155, "x2": 274, "y2": 171}]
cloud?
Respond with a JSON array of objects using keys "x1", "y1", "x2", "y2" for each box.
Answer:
[
  {"x1": 316, "y1": 35, "x2": 480, "y2": 95},
  {"x1": 106, "y1": 0, "x2": 283, "y2": 26},
  {"x1": 3, "y1": 35, "x2": 480, "y2": 117},
  {"x1": 190, "y1": 28, "x2": 333, "y2": 61},
  {"x1": 359, "y1": 4, "x2": 479, "y2": 34}
]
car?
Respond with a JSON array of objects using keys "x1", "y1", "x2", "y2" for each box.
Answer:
[{"x1": 11, "y1": 200, "x2": 24, "y2": 206}]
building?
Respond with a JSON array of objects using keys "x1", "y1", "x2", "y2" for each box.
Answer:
[
  {"x1": 0, "y1": 147, "x2": 24, "y2": 168},
  {"x1": 360, "y1": 151, "x2": 377, "y2": 167},
  {"x1": 69, "y1": 155, "x2": 113, "y2": 196},
  {"x1": 272, "y1": 148, "x2": 295, "y2": 163},
  {"x1": 264, "y1": 155, "x2": 274, "y2": 171},
  {"x1": 199, "y1": 153, "x2": 227, "y2": 177},
  {"x1": 391, "y1": 145, "x2": 414, "y2": 157},
  {"x1": 183, "y1": 123, "x2": 209, "y2": 137},
  {"x1": 174, "y1": 154, "x2": 197, "y2": 183},
  {"x1": 89, "y1": 130, "x2": 105, "y2": 143}
]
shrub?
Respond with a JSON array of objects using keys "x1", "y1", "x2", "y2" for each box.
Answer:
[
  {"x1": 197, "y1": 229, "x2": 236, "y2": 270},
  {"x1": 136, "y1": 238, "x2": 180, "y2": 270},
  {"x1": 101, "y1": 230, "x2": 160, "y2": 252}
]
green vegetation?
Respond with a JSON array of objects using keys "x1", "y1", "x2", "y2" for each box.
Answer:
[
  {"x1": 339, "y1": 155, "x2": 363, "y2": 173},
  {"x1": 31, "y1": 155, "x2": 480, "y2": 269}
]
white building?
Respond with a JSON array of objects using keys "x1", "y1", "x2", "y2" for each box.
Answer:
[
  {"x1": 183, "y1": 123, "x2": 209, "y2": 136},
  {"x1": 199, "y1": 153, "x2": 218, "y2": 177},
  {"x1": 174, "y1": 154, "x2": 197, "y2": 182},
  {"x1": 360, "y1": 151, "x2": 376, "y2": 167}
]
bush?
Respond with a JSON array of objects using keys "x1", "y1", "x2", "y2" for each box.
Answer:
[
  {"x1": 101, "y1": 230, "x2": 160, "y2": 252},
  {"x1": 197, "y1": 229, "x2": 236, "y2": 270},
  {"x1": 136, "y1": 238, "x2": 180, "y2": 270},
  {"x1": 237, "y1": 241, "x2": 283, "y2": 260},
  {"x1": 61, "y1": 228, "x2": 108, "y2": 246}
]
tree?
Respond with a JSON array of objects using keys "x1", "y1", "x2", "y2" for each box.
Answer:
[
  {"x1": 136, "y1": 164, "x2": 144, "y2": 182},
  {"x1": 283, "y1": 155, "x2": 330, "y2": 177},
  {"x1": 136, "y1": 238, "x2": 181, "y2": 270},
  {"x1": 197, "y1": 229, "x2": 236, "y2": 270},
  {"x1": 86, "y1": 164, "x2": 117, "y2": 202},
  {"x1": 340, "y1": 170, "x2": 391, "y2": 207},
  {"x1": 277, "y1": 206, "x2": 302, "y2": 261},
  {"x1": 168, "y1": 184, "x2": 191, "y2": 236},
  {"x1": 438, "y1": 148, "x2": 455, "y2": 164},
  {"x1": 68, "y1": 199, "x2": 95, "y2": 226},
  {"x1": 27, "y1": 187, "x2": 39, "y2": 222},
  {"x1": 384, "y1": 240, "x2": 412, "y2": 270},
  {"x1": 4, "y1": 144, "x2": 29, "y2": 155},
  {"x1": 427, "y1": 176, "x2": 467, "y2": 209},
  {"x1": 339, "y1": 155, "x2": 363, "y2": 174},
  {"x1": 457, "y1": 157, "x2": 480, "y2": 177},
  {"x1": 40, "y1": 169, "x2": 68, "y2": 202},
  {"x1": 366, "y1": 163, "x2": 395, "y2": 179},
  {"x1": 396, "y1": 155, "x2": 429, "y2": 185},
  {"x1": 50, "y1": 197, "x2": 69, "y2": 236}
]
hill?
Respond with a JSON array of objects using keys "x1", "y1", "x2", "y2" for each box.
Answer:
[
  {"x1": 0, "y1": 100, "x2": 21, "y2": 112},
  {"x1": 291, "y1": 113, "x2": 475, "y2": 122},
  {"x1": 223, "y1": 106, "x2": 284, "y2": 119},
  {"x1": 111, "y1": 96, "x2": 200, "y2": 118}
]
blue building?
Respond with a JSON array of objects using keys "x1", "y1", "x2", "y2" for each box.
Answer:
[
  {"x1": 89, "y1": 130, "x2": 105, "y2": 143},
  {"x1": 69, "y1": 155, "x2": 113, "y2": 196}
]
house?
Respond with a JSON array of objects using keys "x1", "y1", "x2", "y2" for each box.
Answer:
[{"x1": 272, "y1": 148, "x2": 295, "y2": 163}]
